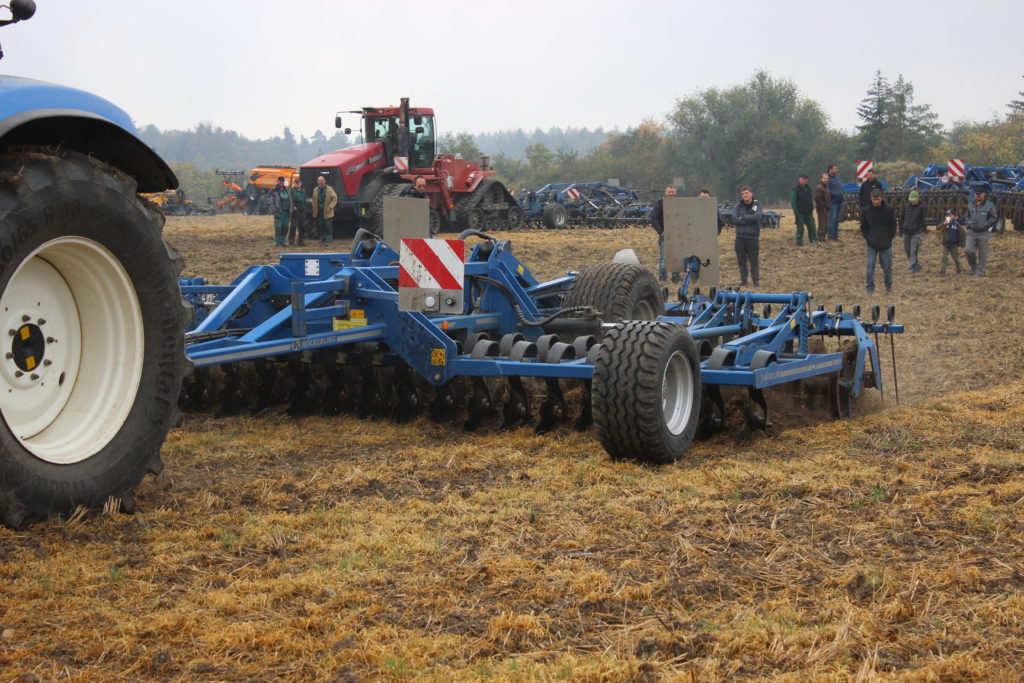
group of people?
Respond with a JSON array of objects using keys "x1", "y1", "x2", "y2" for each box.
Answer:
[
  {"x1": 268, "y1": 175, "x2": 337, "y2": 246},
  {"x1": 858, "y1": 184, "x2": 999, "y2": 292},
  {"x1": 650, "y1": 169, "x2": 1002, "y2": 294}
]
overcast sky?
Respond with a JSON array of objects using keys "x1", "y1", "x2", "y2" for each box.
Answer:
[{"x1": 3, "y1": 0, "x2": 1021, "y2": 142}]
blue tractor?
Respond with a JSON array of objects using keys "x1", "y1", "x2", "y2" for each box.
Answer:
[{"x1": 0, "y1": 1, "x2": 187, "y2": 527}]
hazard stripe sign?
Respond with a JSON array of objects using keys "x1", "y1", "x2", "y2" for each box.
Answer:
[
  {"x1": 394, "y1": 156, "x2": 409, "y2": 173},
  {"x1": 564, "y1": 187, "x2": 581, "y2": 200},
  {"x1": 398, "y1": 238, "x2": 464, "y2": 291},
  {"x1": 856, "y1": 160, "x2": 873, "y2": 181},
  {"x1": 948, "y1": 159, "x2": 965, "y2": 181}
]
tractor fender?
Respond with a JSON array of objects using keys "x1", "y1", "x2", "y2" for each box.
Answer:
[{"x1": 0, "y1": 76, "x2": 176, "y2": 192}]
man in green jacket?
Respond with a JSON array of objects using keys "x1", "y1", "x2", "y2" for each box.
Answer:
[
  {"x1": 288, "y1": 178, "x2": 309, "y2": 246},
  {"x1": 268, "y1": 177, "x2": 292, "y2": 247},
  {"x1": 789, "y1": 174, "x2": 816, "y2": 246}
]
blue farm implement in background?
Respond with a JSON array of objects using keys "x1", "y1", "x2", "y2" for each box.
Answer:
[
  {"x1": 518, "y1": 182, "x2": 653, "y2": 229},
  {"x1": 179, "y1": 228, "x2": 903, "y2": 464}
]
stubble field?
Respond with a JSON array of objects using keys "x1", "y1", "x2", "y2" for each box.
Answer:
[{"x1": 1, "y1": 214, "x2": 1022, "y2": 681}]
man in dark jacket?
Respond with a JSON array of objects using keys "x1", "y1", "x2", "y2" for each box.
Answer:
[
  {"x1": 900, "y1": 190, "x2": 926, "y2": 273},
  {"x1": 789, "y1": 174, "x2": 816, "y2": 246},
  {"x1": 814, "y1": 173, "x2": 830, "y2": 242},
  {"x1": 287, "y1": 178, "x2": 308, "y2": 246},
  {"x1": 859, "y1": 189, "x2": 897, "y2": 294},
  {"x1": 826, "y1": 164, "x2": 844, "y2": 241},
  {"x1": 858, "y1": 168, "x2": 884, "y2": 208},
  {"x1": 267, "y1": 177, "x2": 292, "y2": 247},
  {"x1": 963, "y1": 185, "x2": 998, "y2": 276},
  {"x1": 401, "y1": 175, "x2": 428, "y2": 199},
  {"x1": 650, "y1": 185, "x2": 676, "y2": 280},
  {"x1": 733, "y1": 186, "x2": 763, "y2": 287}
]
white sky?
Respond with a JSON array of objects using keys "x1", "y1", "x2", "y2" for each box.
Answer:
[{"x1": 3, "y1": 0, "x2": 1021, "y2": 141}]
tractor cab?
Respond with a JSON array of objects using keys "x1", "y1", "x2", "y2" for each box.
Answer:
[{"x1": 361, "y1": 104, "x2": 436, "y2": 171}]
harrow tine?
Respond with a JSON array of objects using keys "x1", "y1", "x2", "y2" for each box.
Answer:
[
  {"x1": 251, "y1": 359, "x2": 279, "y2": 415},
  {"x1": 573, "y1": 380, "x2": 593, "y2": 430},
  {"x1": 501, "y1": 376, "x2": 532, "y2": 428},
  {"x1": 535, "y1": 378, "x2": 567, "y2": 433},
  {"x1": 428, "y1": 379, "x2": 466, "y2": 423},
  {"x1": 287, "y1": 355, "x2": 316, "y2": 416},
  {"x1": 464, "y1": 376, "x2": 497, "y2": 430},
  {"x1": 743, "y1": 386, "x2": 771, "y2": 432},
  {"x1": 393, "y1": 360, "x2": 424, "y2": 423},
  {"x1": 216, "y1": 364, "x2": 245, "y2": 416},
  {"x1": 697, "y1": 384, "x2": 725, "y2": 439}
]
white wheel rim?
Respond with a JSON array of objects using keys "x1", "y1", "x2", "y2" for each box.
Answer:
[
  {"x1": 0, "y1": 237, "x2": 143, "y2": 464},
  {"x1": 662, "y1": 350, "x2": 694, "y2": 436}
]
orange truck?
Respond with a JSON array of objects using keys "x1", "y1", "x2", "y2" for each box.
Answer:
[{"x1": 216, "y1": 165, "x2": 300, "y2": 214}]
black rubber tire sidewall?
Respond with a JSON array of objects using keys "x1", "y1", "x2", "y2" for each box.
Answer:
[
  {"x1": 0, "y1": 152, "x2": 184, "y2": 521},
  {"x1": 592, "y1": 321, "x2": 701, "y2": 463}
]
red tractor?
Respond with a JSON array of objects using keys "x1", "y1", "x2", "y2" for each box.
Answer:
[{"x1": 299, "y1": 98, "x2": 521, "y2": 239}]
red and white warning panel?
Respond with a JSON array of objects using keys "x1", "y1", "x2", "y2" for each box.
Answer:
[
  {"x1": 856, "y1": 160, "x2": 873, "y2": 182},
  {"x1": 394, "y1": 156, "x2": 409, "y2": 173},
  {"x1": 947, "y1": 159, "x2": 965, "y2": 181},
  {"x1": 564, "y1": 187, "x2": 581, "y2": 200},
  {"x1": 398, "y1": 238, "x2": 465, "y2": 314}
]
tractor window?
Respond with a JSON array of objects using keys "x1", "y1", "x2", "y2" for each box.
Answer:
[
  {"x1": 366, "y1": 116, "x2": 400, "y2": 145},
  {"x1": 409, "y1": 115, "x2": 436, "y2": 169}
]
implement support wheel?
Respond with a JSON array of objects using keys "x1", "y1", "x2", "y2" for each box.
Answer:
[
  {"x1": 0, "y1": 150, "x2": 186, "y2": 527},
  {"x1": 562, "y1": 262, "x2": 663, "y2": 323},
  {"x1": 592, "y1": 321, "x2": 701, "y2": 463}
]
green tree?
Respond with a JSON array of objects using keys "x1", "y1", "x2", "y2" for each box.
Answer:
[
  {"x1": 856, "y1": 72, "x2": 942, "y2": 162},
  {"x1": 439, "y1": 132, "x2": 483, "y2": 162},
  {"x1": 1009, "y1": 75, "x2": 1024, "y2": 115},
  {"x1": 666, "y1": 71, "x2": 836, "y2": 202}
]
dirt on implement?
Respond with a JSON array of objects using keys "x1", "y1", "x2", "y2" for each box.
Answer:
[{"x1": 1, "y1": 216, "x2": 1022, "y2": 680}]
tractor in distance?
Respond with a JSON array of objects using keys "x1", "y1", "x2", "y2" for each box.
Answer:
[{"x1": 299, "y1": 97, "x2": 521, "y2": 240}]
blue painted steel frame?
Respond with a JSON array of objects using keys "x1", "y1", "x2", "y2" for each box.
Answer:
[{"x1": 181, "y1": 238, "x2": 902, "y2": 394}]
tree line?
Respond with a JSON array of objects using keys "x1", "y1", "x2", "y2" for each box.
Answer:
[{"x1": 141, "y1": 72, "x2": 1024, "y2": 206}]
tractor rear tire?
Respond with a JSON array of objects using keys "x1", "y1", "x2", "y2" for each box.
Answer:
[
  {"x1": 0, "y1": 150, "x2": 186, "y2": 527},
  {"x1": 562, "y1": 262, "x2": 663, "y2": 323},
  {"x1": 542, "y1": 203, "x2": 568, "y2": 229},
  {"x1": 592, "y1": 321, "x2": 701, "y2": 463}
]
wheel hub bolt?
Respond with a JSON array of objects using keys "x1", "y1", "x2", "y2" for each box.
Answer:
[
  {"x1": 37, "y1": 318, "x2": 45, "y2": 325},
  {"x1": 4, "y1": 352, "x2": 11, "y2": 359},
  {"x1": 29, "y1": 373, "x2": 38, "y2": 380},
  {"x1": 46, "y1": 337, "x2": 55, "y2": 343},
  {"x1": 20, "y1": 315, "x2": 29, "y2": 322},
  {"x1": 14, "y1": 370, "x2": 22, "y2": 377},
  {"x1": 43, "y1": 360, "x2": 52, "y2": 366}
]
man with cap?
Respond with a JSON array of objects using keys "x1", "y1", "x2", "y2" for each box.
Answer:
[
  {"x1": 814, "y1": 173, "x2": 830, "y2": 245},
  {"x1": 789, "y1": 174, "x2": 817, "y2": 246},
  {"x1": 826, "y1": 164, "x2": 844, "y2": 241},
  {"x1": 938, "y1": 208, "x2": 963, "y2": 276},
  {"x1": 962, "y1": 185, "x2": 998, "y2": 276},
  {"x1": 266, "y1": 176, "x2": 292, "y2": 247},
  {"x1": 900, "y1": 190, "x2": 927, "y2": 273}
]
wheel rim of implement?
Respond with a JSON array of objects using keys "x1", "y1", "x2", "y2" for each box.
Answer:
[{"x1": 661, "y1": 350, "x2": 694, "y2": 435}]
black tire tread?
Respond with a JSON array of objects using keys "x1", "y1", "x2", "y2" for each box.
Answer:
[
  {"x1": 592, "y1": 321, "x2": 700, "y2": 463},
  {"x1": 562, "y1": 262, "x2": 663, "y2": 322}
]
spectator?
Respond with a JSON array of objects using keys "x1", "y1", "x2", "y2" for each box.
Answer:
[
  {"x1": 402, "y1": 175, "x2": 428, "y2": 199},
  {"x1": 789, "y1": 174, "x2": 816, "y2": 246},
  {"x1": 962, "y1": 185, "x2": 998, "y2": 277},
  {"x1": 311, "y1": 175, "x2": 338, "y2": 244},
  {"x1": 858, "y1": 168, "x2": 884, "y2": 208},
  {"x1": 288, "y1": 178, "x2": 308, "y2": 246},
  {"x1": 827, "y1": 164, "x2": 844, "y2": 241},
  {"x1": 859, "y1": 189, "x2": 896, "y2": 294},
  {"x1": 900, "y1": 190, "x2": 926, "y2": 274},
  {"x1": 698, "y1": 187, "x2": 725, "y2": 234},
  {"x1": 267, "y1": 176, "x2": 292, "y2": 247},
  {"x1": 733, "y1": 186, "x2": 763, "y2": 287},
  {"x1": 814, "y1": 173, "x2": 830, "y2": 244},
  {"x1": 937, "y1": 208, "x2": 963, "y2": 276},
  {"x1": 650, "y1": 185, "x2": 676, "y2": 280}
]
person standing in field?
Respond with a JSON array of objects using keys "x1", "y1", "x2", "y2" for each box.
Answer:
[
  {"x1": 267, "y1": 176, "x2": 292, "y2": 247},
  {"x1": 733, "y1": 186, "x2": 763, "y2": 287},
  {"x1": 650, "y1": 184, "x2": 676, "y2": 281},
  {"x1": 814, "y1": 173, "x2": 830, "y2": 243},
  {"x1": 938, "y1": 208, "x2": 963, "y2": 276},
  {"x1": 789, "y1": 174, "x2": 816, "y2": 245},
  {"x1": 859, "y1": 189, "x2": 896, "y2": 294},
  {"x1": 962, "y1": 185, "x2": 998, "y2": 277},
  {"x1": 311, "y1": 175, "x2": 338, "y2": 245},
  {"x1": 827, "y1": 164, "x2": 844, "y2": 241},
  {"x1": 858, "y1": 168, "x2": 884, "y2": 208},
  {"x1": 698, "y1": 188, "x2": 725, "y2": 234},
  {"x1": 287, "y1": 178, "x2": 308, "y2": 246},
  {"x1": 900, "y1": 190, "x2": 926, "y2": 273}
]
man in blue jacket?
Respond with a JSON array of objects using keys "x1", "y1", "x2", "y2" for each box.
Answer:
[
  {"x1": 827, "y1": 164, "x2": 844, "y2": 241},
  {"x1": 733, "y1": 186, "x2": 763, "y2": 287}
]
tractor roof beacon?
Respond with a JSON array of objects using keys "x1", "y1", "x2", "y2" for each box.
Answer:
[{"x1": 0, "y1": 0, "x2": 187, "y2": 527}]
